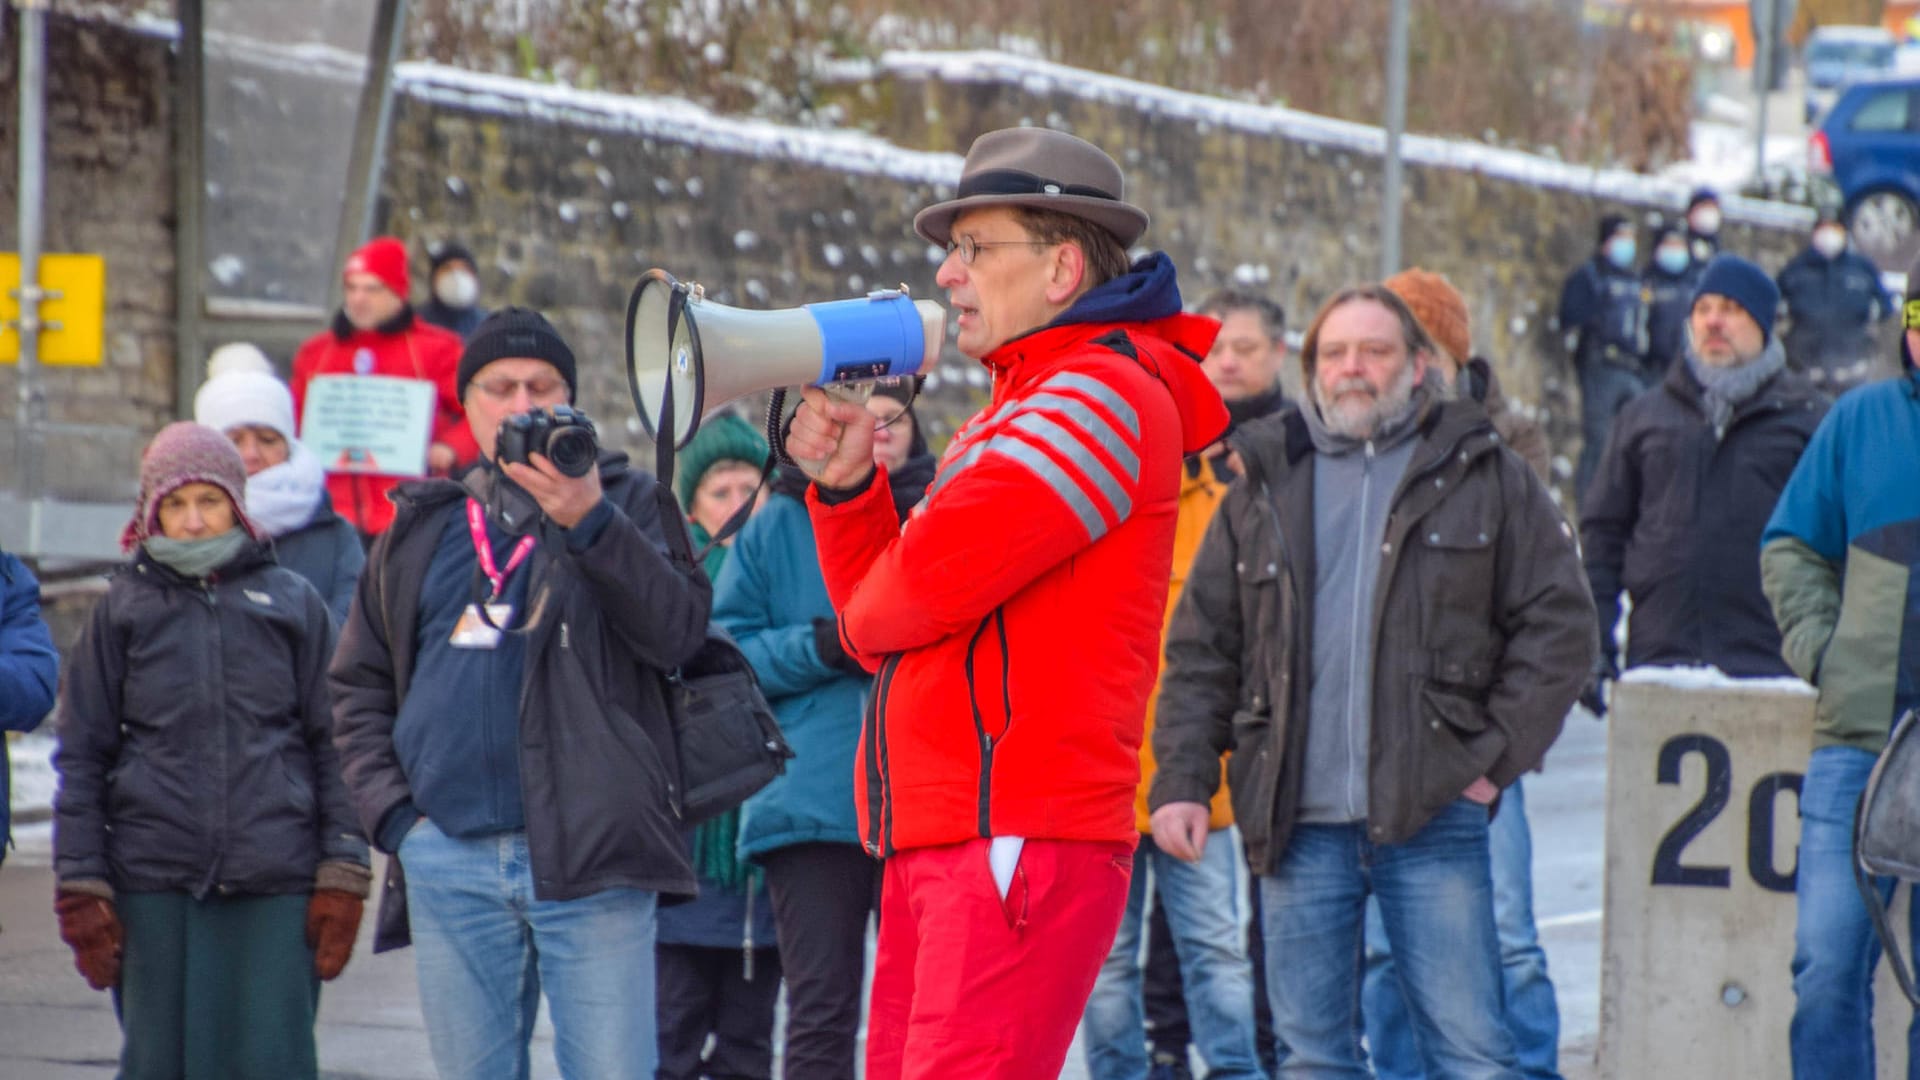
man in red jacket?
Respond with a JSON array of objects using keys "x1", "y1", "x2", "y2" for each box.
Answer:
[
  {"x1": 786, "y1": 127, "x2": 1229, "y2": 1080},
  {"x1": 290, "y1": 236, "x2": 477, "y2": 539}
]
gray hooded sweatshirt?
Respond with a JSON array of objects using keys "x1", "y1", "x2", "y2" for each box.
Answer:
[{"x1": 1297, "y1": 384, "x2": 1432, "y2": 824}]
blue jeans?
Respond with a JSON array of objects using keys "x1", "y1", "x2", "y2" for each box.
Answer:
[
  {"x1": 1362, "y1": 780, "x2": 1560, "y2": 1078},
  {"x1": 1261, "y1": 801, "x2": 1519, "y2": 1079},
  {"x1": 1791, "y1": 746, "x2": 1920, "y2": 1079},
  {"x1": 1082, "y1": 831, "x2": 1266, "y2": 1079},
  {"x1": 400, "y1": 818, "x2": 660, "y2": 1080}
]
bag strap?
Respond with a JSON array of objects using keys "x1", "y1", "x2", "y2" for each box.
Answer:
[
  {"x1": 1853, "y1": 712, "x2": 1920, "y2": 1007},
  {"x1": 652, "y1": 371, "x2": 779, "y2": 567},
  {"x1": 1855, "y1": 793, "x2": 1920, "y2": 1007}
]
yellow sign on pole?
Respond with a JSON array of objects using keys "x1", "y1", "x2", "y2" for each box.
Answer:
[{"x1": 0, "y1": 253, "x2": 107, "y2": 366}]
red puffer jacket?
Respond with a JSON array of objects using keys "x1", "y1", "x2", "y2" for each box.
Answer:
[{"x1": 809, "y1": 313, "x2": 1226, "y2": 856}]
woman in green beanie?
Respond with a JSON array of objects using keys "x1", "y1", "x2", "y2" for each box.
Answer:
[
  {"x1": 676, "y1": 411, "x2": 771, "y2": 581},
  {"x1": 657, "y1": 409, "x2": 782, "y2": 1080}
]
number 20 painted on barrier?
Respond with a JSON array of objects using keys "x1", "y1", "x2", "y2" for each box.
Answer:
[{"x1": 1650, "y1": 733, "x2": 1804, "y2": 893}]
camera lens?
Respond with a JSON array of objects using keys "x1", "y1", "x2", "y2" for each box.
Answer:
[{"x1": 546, "y1": 426, "x2": 598, "y2": 478}]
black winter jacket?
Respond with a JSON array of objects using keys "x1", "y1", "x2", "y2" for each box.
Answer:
[
  {"x1": 1776, "y1": 246, "x2": 1894, "y2": 373},
  {"x1": 1149, "y1": 403, "x2": 1595, "y2": 872},
  {"x1": 274, "y1": 493, "x2": 365, "y2": 626},
  {"x1": 1582, "y1": 356, "x2": 1828, "y2": 676},
  {"x1": 54, "y1": 544, "x2": 366, "y2": 897},
  {"x1": 330, "y1": 452, "x2": 711, "y2": 950}
]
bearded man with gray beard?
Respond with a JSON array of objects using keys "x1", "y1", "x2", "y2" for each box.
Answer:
[{"x1": 1149, "y1": 285, "x2": 1595, "y2": 1078}]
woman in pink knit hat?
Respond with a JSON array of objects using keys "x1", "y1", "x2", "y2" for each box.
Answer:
[{"x1": 52, "y1": 422, "x2": 370, "y2": 1079}]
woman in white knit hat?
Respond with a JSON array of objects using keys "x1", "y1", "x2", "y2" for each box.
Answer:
[{"x1": 194, "y1": 365, "x2": 364, "y2": 623}]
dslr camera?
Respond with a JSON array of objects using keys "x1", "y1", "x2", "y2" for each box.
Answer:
[{"x1": 496, "y1": 405, "x2": 600, "y2": 478}]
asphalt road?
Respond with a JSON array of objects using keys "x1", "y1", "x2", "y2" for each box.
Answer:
[{"x1": 0, "y1": 714, "x2": 1607, "y2": 1079}]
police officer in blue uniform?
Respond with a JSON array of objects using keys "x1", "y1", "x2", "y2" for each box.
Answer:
[
  {"x1": 1643, "y1": 220, "x2": 1702, "y2": 384},
  {"x1": 1560, "y1": 212, "x2": 1651, "y2": 504},
  {"x1": 1776, "y1": 208, "x2": 1895, "y2": 394}
]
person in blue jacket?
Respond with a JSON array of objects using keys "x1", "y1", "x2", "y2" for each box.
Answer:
[
  {"x1": 1776, "y1": 208, "x2": 1896, "y2": 394},
  {"x1": 0, "y1": 547, "x2": 59, "y2": 869},
  {"x1": 721, "y1": 383, "x2": 935, "y2": 1080}
]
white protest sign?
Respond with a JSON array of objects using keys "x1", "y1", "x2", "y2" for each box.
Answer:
[{"x1": 300, "y1": 374, "x2": 437, "y2": 478}]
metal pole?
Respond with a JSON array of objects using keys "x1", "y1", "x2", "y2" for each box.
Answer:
[
  {"x1": 329, "y1": 0, "x2": 409, "y2": 315},
  {"x1": 15, "y1": 0, "x2": 49, "y2": 510},
  {"x1": 1381, "y1": 0, "x2": 1410, "y2": 279},
  {"x1": 173, "y1": 0, "x2": 205, "y2": 415},
  {"x1": 1754, "y1": 0, "x2": 1774, "y2": 185}
]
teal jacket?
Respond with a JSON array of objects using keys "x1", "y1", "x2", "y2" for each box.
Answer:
[
  {"x1": 1761, "y1": 369, "x2": 1920, "y2": 751},
  {"x1": 719, "y1": 490, "x2": 871, "y2": 861}
]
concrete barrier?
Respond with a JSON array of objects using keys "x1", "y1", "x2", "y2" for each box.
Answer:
[{"x1": 1600, "y1": 669, "x2": 1912, "y2": 1077}]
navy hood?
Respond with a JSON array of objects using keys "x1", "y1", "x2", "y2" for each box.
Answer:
[{"x1": 1049, "y1": 252, "x2": 1183, "y2": 329}]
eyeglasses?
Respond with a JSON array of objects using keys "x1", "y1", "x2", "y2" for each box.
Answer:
[
  {"x1": 472, "y1": 376, "x2": 567, "y2": 401},
  {"x1": 944, "y1": 235, "x2": 1050, "y2": 265}
]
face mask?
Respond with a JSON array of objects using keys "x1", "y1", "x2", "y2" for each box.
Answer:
[
  {"x1": 1655, "y1": 245, "x2": 1690, "y2": 275},
  {"x1": 1690, "y1": 207, "x2": 1721, "y2": 236},
  {"x1": 434, "y1": 268, "x2": 480, "y2": 309},
  {"x1": 1812, "y1": 227, "x2": 1848, "y2": 259},
  {"x1": 1606, "y1": 237, "x2": 1637, "y2": 270}
]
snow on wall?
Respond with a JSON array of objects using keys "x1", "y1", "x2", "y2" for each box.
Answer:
[
  {"x1": 1620, "y1": 665, "x2": 1818, "y2": 696},
  {"x1": 870, "y1": 49, "x2": 1814, "y2": 231},
  {"x1": 84, "y1": 5, "x2": 1814, "y2": 232},
  {"x1": 392, "y1": 63, "x2": 968, "y2": 189}
]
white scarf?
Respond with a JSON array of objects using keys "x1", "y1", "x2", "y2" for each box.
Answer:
[{"x1": 246, "y1": 442, "x2": 327, "y2": 537}]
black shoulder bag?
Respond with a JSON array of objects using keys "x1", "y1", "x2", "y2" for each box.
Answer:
[
  {"x1": 647, "y1": 366, "x2": 793, "y2": 824},
  {"x1": 1854, "y1": 708, "x2": 1920, "y2": 1005}
]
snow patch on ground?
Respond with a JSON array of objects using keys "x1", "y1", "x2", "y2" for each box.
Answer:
[
  {"x1": 1662, "y1": 120, "x2": 1808, "y2": 194},
  {"x1": 1620, "y1": 665, "x2": 1817, "y2": 696},
  {"x1": 8, "y1": 732, "x2": 58, "y2": 827}
]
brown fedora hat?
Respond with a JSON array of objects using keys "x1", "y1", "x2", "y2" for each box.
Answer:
[{"x1": 914, "y1": 128, "x2": 1150, "y2": 249}]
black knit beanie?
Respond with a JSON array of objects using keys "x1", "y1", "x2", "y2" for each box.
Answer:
[
  {"x1": 458, "y1": 307, "x2": 577, "y2": 402},
  {"x1": 429, "y1": 241, "x2": 477, "y2": 277}
]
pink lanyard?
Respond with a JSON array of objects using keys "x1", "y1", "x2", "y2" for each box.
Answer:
[{"x1": 466, "y1": 499, "x2": 535, "y2": 601}]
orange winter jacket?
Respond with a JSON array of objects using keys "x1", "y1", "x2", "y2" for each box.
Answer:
[
  {"x1": 290, "y1": 311, "x2": 477, "y2": 536},
  {"x1": 1134, "y1": 457, "x2": 1237, "y2": 834},
  {"x1": 809, "y1": 311, "x2": 1227, "y2": 857}
]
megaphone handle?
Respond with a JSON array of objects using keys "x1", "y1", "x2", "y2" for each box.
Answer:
[{"x1": 820, "y1": 382, "x2": 875, "y2": 406}]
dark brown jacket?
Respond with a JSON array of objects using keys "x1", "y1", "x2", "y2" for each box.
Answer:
[{"x1": 1148, "y1": 401, "x2": 1595, "y2": 873}]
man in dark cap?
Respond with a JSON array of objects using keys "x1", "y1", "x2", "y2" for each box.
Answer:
[
  {"x1": 784, "y1": 127, "x2": 1229, "y2": 1079},
  {"x1": 331, "y1": 307, "x2": 712, "y2": 1080},
  {"x1": 1686, "y1": 187, "x2": 1723, "y2": 264},
  {"x1": 1580, "y1": 255, "x2": 1828, "y2": 716},
  {"x1": 420, "y1": 240, "x2": 489, "y2": 341},
  {"x1": 1558, "y1": 212, "x2": 1651, "y2": 503}
]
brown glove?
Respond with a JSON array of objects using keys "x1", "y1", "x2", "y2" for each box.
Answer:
[
  {"x1": 54, "y1": 890, "x2": 122, "y2": 991},
  {"x1": 306, "y1": 889, "x2": 364, "y2": 981}
]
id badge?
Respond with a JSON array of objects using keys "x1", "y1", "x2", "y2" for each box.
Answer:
[{"x1": 449, "y1": 603, "x2": 514, "y2": 649}]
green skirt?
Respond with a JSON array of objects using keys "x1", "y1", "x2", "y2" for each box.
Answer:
[{"x1": 114, "y1": 891, "x2": 318, "y2": 1080}]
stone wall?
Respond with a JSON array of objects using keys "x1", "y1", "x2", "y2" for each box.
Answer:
[
  {"x1": 5, "y1": 15, "x2": 1828, "y2": 528},
  {"x1": 0, "y1": 12, "x2": 177, "y2": 504}
]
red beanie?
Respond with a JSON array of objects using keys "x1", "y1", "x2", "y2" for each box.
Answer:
[{"x1": 343, "y1": 236, "x2": 410, "y2": 299}]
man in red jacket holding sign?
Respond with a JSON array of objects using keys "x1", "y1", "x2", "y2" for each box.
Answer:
[
  {"x1": 785, "y1": 127, "x2": 1228, "y2": 1080},
  {"x1": 291, "y1": 236, "x2": 477, "y2": 539}
]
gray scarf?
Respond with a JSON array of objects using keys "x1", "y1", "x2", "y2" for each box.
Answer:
[
  {"x1": 144, "y1": 528, "x2": 249, "y2": 579},
  {"x1": 1684, "y1": 336, "x2": 1788, "y2": 439}
]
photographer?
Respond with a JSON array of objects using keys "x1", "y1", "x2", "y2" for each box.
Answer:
[{"x1": 330, "y1": 307, "x2": 711, "y2": 1079}]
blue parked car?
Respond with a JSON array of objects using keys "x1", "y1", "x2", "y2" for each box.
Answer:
[{"x1": 1810, "y1": 73, "x2": 1920, "y2": 264}]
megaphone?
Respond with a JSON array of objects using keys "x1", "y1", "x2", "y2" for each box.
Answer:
[{"x1": 625, "y1": 269, "x2": 946, "y2": 449}]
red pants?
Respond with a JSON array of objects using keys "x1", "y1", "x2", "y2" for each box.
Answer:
[{"x1": 865, "y1": 836, "x2": 1136, "y2": 1080}]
